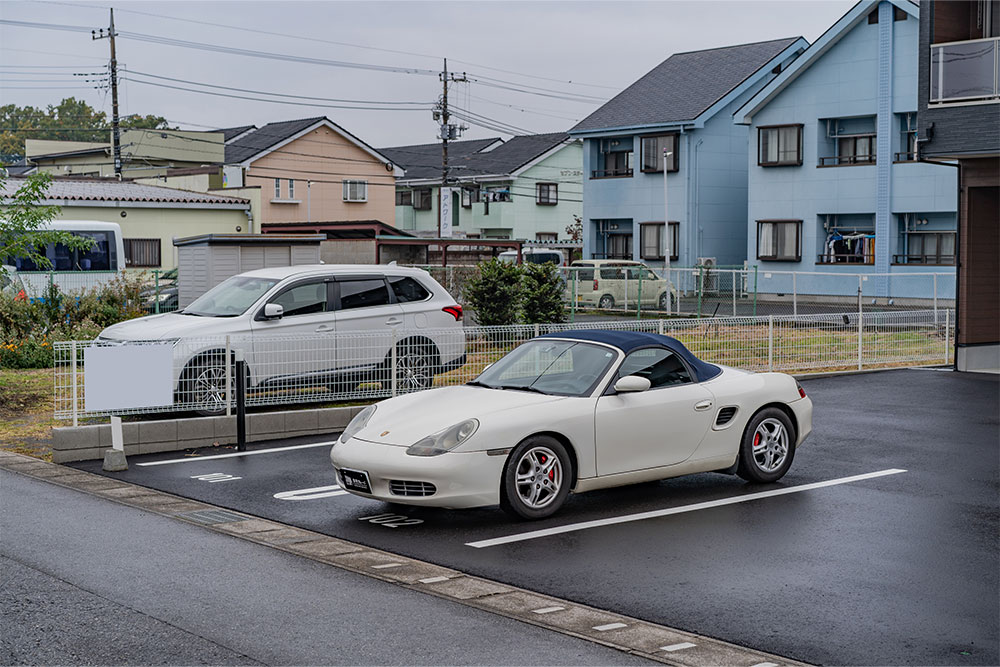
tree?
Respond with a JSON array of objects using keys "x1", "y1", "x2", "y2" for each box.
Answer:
[
  {"x1": 521, "y1": 262, "x2": 567, "y2": 324},
  {"x1": 0, "y1": 98, "x2": 171, "y2": 163},
  {"x1": 0, "y1": 172, "x2": 92, "y2": 277},
  {"x1": 463, "y1": 259, "x2": 524, "y2": 326}
]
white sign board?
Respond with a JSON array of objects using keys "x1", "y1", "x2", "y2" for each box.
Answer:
[
  {"x1": 439, "y1": 187, "x2": 454, "y2": 238},
  {"x1": 84, "y1": 345, "x2": 175, "y2": 412}
]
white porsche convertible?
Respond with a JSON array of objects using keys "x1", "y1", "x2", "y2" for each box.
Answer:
[{"x1": 330, "y1": 330, "x2": 813, "y2": 520}]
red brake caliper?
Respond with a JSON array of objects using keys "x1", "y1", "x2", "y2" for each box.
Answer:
[
  {"x1": 540, "y1": 454, "x2": 554, "y2": 480},
  {"x1": 753, "y1": 432, "x2": 761, "y2": 448}
]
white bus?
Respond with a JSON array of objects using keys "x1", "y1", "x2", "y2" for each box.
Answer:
[
  {"x1": 497, "y1": 247, "x2": 566, "y2": 266},
  {"x1": 6, "y1": 220, "x2": 126, "y2": 296}
]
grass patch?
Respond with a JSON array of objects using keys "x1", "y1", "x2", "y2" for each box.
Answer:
[{"x1": 0, "y1": 368, "x2": 57, "y2": 461}]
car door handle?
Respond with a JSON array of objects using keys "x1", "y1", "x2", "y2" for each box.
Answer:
[
  {"x1": 385, "y1": 317, "x2": 403, "y2": 326},
  {"x1": 694, "y1": 400, "x2": 713, "y2": 411},
  {"x1": 315, "y1": 324, "x2": 334, "y2": 332}
]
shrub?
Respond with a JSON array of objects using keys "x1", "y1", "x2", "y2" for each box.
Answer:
[
  {"x1": 521, "y1": 262, "x2": 567, "y2": 325},
  {"x1": 463, "y1": 259, "x2": 524, "y2": 326}
]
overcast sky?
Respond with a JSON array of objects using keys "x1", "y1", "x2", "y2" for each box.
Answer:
[{"x1": 1, "y1": 0, "x2": 856, "y2": 148}]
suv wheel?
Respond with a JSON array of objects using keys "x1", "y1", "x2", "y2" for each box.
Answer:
[
  {"x1": 598, "y1": 294, "x2": 615, "y2": 309},
  {"x1": 385, "y1": 339, "x2": 438, "y2": 392}
]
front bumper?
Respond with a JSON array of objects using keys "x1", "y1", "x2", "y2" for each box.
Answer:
[{"x1": 330, "y1": 437, "x2": 505, "y2": 509}]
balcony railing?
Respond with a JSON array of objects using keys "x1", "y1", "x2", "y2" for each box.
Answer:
[
  {"x1": 591, "y1": 168, "x2": 633, "y2": 178},
  {"x1": 818, "y1": 155, "x2": 876, "y2": 166},
  {"x1": 817, "y1": 253, "x2": 875, "y2": 265},
  {"x1": 894, "y1": 151, "x2": 918, "y2": 162},
  {"x1": 930, "y1": 37, "x2": 1000, "y2": 103},
  {"x1": 892, "y1": 253, "x2": 956, "y2": 266}
]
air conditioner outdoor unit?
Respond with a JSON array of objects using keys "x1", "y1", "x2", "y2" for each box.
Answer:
[
  {"x1": 696, "y1": 257, "x2": 716, "y2": 268},
  {"x1": 696, "y1": 257, "x2": 717, "y2": 294}
]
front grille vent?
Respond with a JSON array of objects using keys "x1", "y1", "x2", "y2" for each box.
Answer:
[
  {"x1": 716, "y1": 407, "x2": 738, "y2": 426},
  {"x1": 389, "y1": 480, "x2": 436, "y2": 497}
]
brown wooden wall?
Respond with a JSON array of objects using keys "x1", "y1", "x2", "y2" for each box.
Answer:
[{"x1": 957, "y1": 158, "x2": 1000, "y2": 346}]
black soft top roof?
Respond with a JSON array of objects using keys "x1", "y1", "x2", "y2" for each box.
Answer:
[{"x1": 538, "y1": 329, "x2": 722, "y2": 382}]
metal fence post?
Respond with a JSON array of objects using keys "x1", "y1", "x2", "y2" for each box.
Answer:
[
  {"x1": 71, "y1": 340, "x2": 78, "y2": 427},
  {"x1": 857, "y1": 274, "x2": 863, "y2": 316},
  {"x1": 658, "y1": 319, "x2": 664, "y2": 335},
  {"x1": 225, "y1": 335, "x2": 232, "y2": 418},
  {"x1": 235, "y1": 350, "x2": 246, "y2": 452},
  {"x1": 944, "y1": 308, "x2": 950, "y2": 364},
  {"x1": 933, "y1": 274, "x2": 938, "y2": 324},
  {"x1": 636, "y1": 270, "x2": 642, "y2": 321},
  {"x1": 732, "y1": 270, "x2": 737, "y2": 316},
  {"x1": 390, "y1": 329, "x2": 398, "y2": 397},
  {"x1": 154, "y1": 270, "x2": 161, "y2": 315},
  {"x1": 768, "y1": 315, "x2": 774, "y2": 371},
  {"x1": 857, "y1": 310, "x2": 864, "y2": 371},
  {"x1": 534, "y1": 323, "x2": 540, "y2": 338},
  {"x1": 752, "y1": 266, "x2": 758, "y2": 317},
  {"x1": 696, "y1": 265, "x2": 703, "y2": 318},
  {"x1": 792, "y1": 272, "x2": 798, "y2": 317},
  {"x1": 571, "y1": 270, "x2": 577, "y2": 323}
]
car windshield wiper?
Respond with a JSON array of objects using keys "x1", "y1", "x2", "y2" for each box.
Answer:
[
  {"x1": 465, "y1": 380, "x2": 495, "y2": 389},
  {"x1": 498, "y1": 384, "x2": 550, "y2": 395}
]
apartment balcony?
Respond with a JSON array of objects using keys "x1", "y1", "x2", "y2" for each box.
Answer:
[{"x1": 930, "y1": 37, "x2": 1000, "y2": 104}]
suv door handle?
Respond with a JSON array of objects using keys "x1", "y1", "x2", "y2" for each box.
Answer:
[
  {"x1": 315, "y1": 324, "x2": 334, "y2": 332},
  {"x1": 385, "y1": 317, "x2": 403, "y2": 326},
  {"x1": 694, "y1": 400, "x2": 713, "y2": 411}
]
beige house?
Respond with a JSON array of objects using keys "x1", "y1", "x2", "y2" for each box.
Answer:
[{"x1": 2, "y1": 177, "x2": 251, "y2": 271}]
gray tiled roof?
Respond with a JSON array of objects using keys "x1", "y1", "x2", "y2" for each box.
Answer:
[
  {"x1": 212, "y1": 125, "x2": 257, "y2": 142},
  {"x1": 571, "y1": 38, "x2": 801, "y2": 133},
  {"x1": 379, "y1": 138, "x2": 501, "y2": 180},
  {"x1": 1, "y1": 177, "x2": 250, "y2": 206},
  {"x1": 224, "y1": 117, "x2": 326, "y2": 164},
  {"x1": 382, "y1": 133, "x2": 570, "y2": 182}
]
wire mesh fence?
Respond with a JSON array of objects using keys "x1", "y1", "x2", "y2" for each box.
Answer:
[
  {"x1": 6, "y1": 269, "x2": 179, "y2": 314},
  {"x1": 54, "y1": 309, "x2": 952, "y2": 421}
]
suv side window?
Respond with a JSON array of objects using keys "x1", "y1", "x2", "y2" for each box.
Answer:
[
  {"x1": 600, "y1": 267, "x2": 624, "y2": 280},
  {"x1": 388, "y1": 276, "x2": 431, "y2": 303},
  {"x1": 270, "y1": 281, "x2": 329, "y2": 317},
  {"x1": 618, "y1": 348, "x2": 692, "y2": 388},
  {"x1": 339, "y1": 279, "x2": 391, "y2": 310},
  {"x1": 574, "y1": 264, "x2": 594, "y2": 281}
]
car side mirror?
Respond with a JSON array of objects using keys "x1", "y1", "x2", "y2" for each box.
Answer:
[
  {"x1": 614, "y1": 375, "x2": 651, "y2": 393},
  {"x1": 263, "y1": 303, "x2": 284, "y2": 319}
]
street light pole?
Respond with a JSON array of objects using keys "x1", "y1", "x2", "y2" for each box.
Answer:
[{"x1": 663, "y1": 148, "x2": 674, "y2": 314}]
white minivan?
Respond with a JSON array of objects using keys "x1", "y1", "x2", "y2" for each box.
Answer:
[
  {"x1": 497, "y1": 248, "x2": 566, "y2": 266},
  {"x1": 96, "y1": 265, "x2": 466, "y2": 412}
]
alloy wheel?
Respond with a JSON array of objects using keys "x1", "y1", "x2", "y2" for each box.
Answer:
[
  {"x1": 752, "y1": 417, "x2": 789, "y2": 473},
  {"x1": 514, "y1": 446, "x2": 563, "y2": 509}
]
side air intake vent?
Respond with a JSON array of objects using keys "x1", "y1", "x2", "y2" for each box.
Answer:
[
  {"x1": 389, "y1": 480, "x2": 436, "y2": 497},
  {"x1": 716, "y1": 407, "x2": 738, "y2": 426}
]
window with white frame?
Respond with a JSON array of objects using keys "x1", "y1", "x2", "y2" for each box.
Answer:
[
  {"x1": 536, "y1": 182, "x2": 558, "y2": 205},
  {"x1": 639, "y1": 222, "x2": 679, "y2": 261},
  {"x1": 342, "y1": 180, "x2": 368, "y2": 202},
  {"x1": 640, "y1": 135, "x2": 678, "y2": 172},
  {"x1": 757, "y1": 220, "x2": 801, "y2": 261},
  {"x1": 274, "y1": 178, "x2": 281, "y2": 199},
  {"x1": 758, "y1": 125, "x2": 803, "y2": 166},
  {"x1": 288, "y1": 179, "x2": 295, "y2": 199}
]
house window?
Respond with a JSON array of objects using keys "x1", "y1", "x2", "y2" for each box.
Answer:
[
  {"x1": 820, "y1": 117, "x2": 876, "y2": 165},
  {"x1": 536, "y1": 182, "x2": 558, "y2": 205},
  {"x1": 274, "y1": 178, "x2": 281, "y2": 199},
  {"x1": 639, "y1": 222, "x2": 679, "y2": 261},
  {"x1": 462, "y1": 187, "x2": 481, "y2": 208},
  {"x1": 288, "y1": 179, "x2": 295, "y2": 199},
  {"x1": 640, "y1": 135, "x2": 678, "y2": 172},
  {"x1": 123, "y1": 238, "x2": 161, "y2": 268},
  {"x1": 593, "y1": 138, "x2": 633, "y2": 178},
  {"x1": 896, "y1": 113, "x2": 918, "y2": 161},
  {"x1": 536, "y1": 233, "x2": 557, "y2": 242},
  {"x1": 757, "y1": 220, "x2": 801, "y2": 262},
  {"x1": 342, "y1": 180, "x2": 368, "y2": 202},
  {"x1": 895, "y1": 231, "x2": 957, "y2": 265},
  {"x1": 837, "y1": 135, "x2": 876, "y2": 164},
  {"x1": 607, "y1": 234, "x2": 632, "y2": 259},
  {"x1": 395, "y1": 190, "x2": 412, "y2": 206},
  {"x1": 413, "y1": 189, "x2": 432, "y2": 210},
  {"x1": 758, "y1": 125, "x2": 802, "y2": 166}
]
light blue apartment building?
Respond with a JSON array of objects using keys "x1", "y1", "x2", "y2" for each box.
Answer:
[
  {"x1": 735, "y1": 0, "x2": 957, "y2": 299},
  {"x1": 569, "y1": 38, "x2": 808, "y2": 268}
]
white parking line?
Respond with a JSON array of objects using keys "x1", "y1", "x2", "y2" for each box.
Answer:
[
  {"x1": 418, "y1": 576, "x2": 450, "y2": 584},
  {"x1": 531, "y1": 606, "x2": 565, "y2": 615},
  {"x1": 593, "y1": 622, "x2": 628, "y2": 632},
  {"x1": 136, "y1": 441, "x2": 336, "y2": 466},
  {"x1": 661, "y1": 642, "x2": 697, "y2": 652},
  {"x1": 466, "y1": 469, "x2": 907, "y2": 549}
]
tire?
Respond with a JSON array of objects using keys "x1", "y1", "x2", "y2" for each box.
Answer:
[
  {"x1": 737, "y1": 407, "x2": 796, "y2": 483},
  {"x1": 385, "y1": 339, "x2": 438, "y2": 392},
  {"x1": 657, "y1": 291, "x2": 668, "y2": 311},
  {"x1": 179, "y1": 355, "x2": 231, "y2": 417},
  {"x1": 598, "y1": 294, "x2": 615, "y2": 310},
  {"x1": 500, "y1": 435, "x2": 572, "y2": 520}
]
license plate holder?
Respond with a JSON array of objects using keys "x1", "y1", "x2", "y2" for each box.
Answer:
[{"x1": 339, "y1": 468, "x2": 372, "y2": 494}]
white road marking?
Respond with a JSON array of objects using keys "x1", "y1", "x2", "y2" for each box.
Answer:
[
  {"x1": 661, "y1": 642, "x2": 697, "y2": 652},
  {"x1": 531, "y1": 606, "x2": 566, "y2": 615},
  {"x1": 466, "y1": 469, "x2": 907, "y2": 549},
  {"x1": 273, "y1": 485, "x2": 347, "y2": 501},
  {"x1": 137, "y1": 441, "x2": 337, "y2": 466},
  {"x1": 751, "y1": 662, "x2": 780, "y2": 667},
  {"x1": 190, "y1": 473, "x2": 242, "y2": 483},
  {"x1": 418, "y1": 576, "x2": 450, "y2": 584},
  {"x1": 371, "y1": 563, "x2": 403, "y2": 570},
  {"x1": 592, "y1": 622, "x2": 628, "y2": 632}
]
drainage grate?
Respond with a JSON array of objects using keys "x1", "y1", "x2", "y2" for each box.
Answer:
[{"x1": 178, "y1": 509, "x2": 248, "y2": 525}]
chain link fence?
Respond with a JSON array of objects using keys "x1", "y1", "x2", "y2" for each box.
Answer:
[
  {"x1": 54, "y1": 309, "x2": 952, "y2": 421},
  {"x1": 6, "y1": 269, "x2": 179, "y2": 315}
]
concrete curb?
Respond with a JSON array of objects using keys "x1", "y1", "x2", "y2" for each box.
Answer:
[
  {"x1": 51, "y1": 405, "x2": 364, "y2": 464},
  {"x1": 0, "y1": 449, "x2": 809, "y2": 667}
]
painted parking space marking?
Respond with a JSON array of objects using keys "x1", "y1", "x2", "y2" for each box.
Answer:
[
  {"x1": 418, "y1": 576, "x2": 450, "y2": 584},
  {"x1": 661, "y1": 642, "x2": 697, "y2": 652},
  {"x1": 531, "y1": 606, "x2": 565, "y2": 615},
  {"x1": 593, "y1": 622, "x2": 628, "y2": 632},
  {"x1": 751, "y1": 662, "x2": 780, "y2": 667},
  {"x1": 191, "y1": 473, "x2": 242, "y2": 483},
  {"x1": 273, "y1": 485, "x2": 346, "y2": 501},
  {"x1": 466, "y1": 469, "x2": 907, "y2": 549},
  {"x1": 137, "y1": 441, "x2": 336, "y2": 467},
  {"x1": 371, "y1": 563, "x2": 403, "y2": 569}
]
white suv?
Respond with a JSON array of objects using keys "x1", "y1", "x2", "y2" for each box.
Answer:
[{"x1": 97, "y1": 265, "x2": 466, "y2": 412}]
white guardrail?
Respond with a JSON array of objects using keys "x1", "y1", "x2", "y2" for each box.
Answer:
[{"x1": 53, "y1": 309, "x2": 952, "y2": 421}]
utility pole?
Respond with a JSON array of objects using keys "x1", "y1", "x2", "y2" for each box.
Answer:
[
  {"x1": 435, "y1": 58, "x2": 467, "y2": 236},
  {"x1": 92, "y1": 9, "x2": 121, "y2": 177}
]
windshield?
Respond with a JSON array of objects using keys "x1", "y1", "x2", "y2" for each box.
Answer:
[
  {"x1": 182, "y1": 276, "x2": 278, "y2": 317},
  {"x1": 473, "y1": 340, "x2": 616, "y2": 397}
]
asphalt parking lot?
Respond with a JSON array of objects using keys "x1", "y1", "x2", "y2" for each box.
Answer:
[{"x1": 71, "y1": 368, "x2": 999, "y2": 666}]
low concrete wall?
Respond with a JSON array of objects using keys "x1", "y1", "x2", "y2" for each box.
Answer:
[{"x1": 52, "y1": 405, "x2": 364, "y2": 464}]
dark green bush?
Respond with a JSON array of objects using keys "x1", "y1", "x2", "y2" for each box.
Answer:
[
  {"x1": 521, "y1": 262, "x2": 567, "y2": 325},
  {"x1": 463, "y1": 259, "x2": 525, "y2": 327}
]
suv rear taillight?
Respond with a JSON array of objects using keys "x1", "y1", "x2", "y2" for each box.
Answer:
[
  {"x1": 442, "y1": 305, "x2": 463, "y2": 321},
  {"x1": 593, "y1": 279, "x2": 599, "y2": 290}
]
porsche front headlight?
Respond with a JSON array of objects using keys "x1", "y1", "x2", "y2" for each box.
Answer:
[
  {"x1": 339, "y1": 405, "x2": 376, "y2": 444},
  {"x1": 405, "y1": 419, "x2": 479, "y2": 457}
]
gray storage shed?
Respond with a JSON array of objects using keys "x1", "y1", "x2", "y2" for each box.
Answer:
[{"x1": 173, "y1": 233, "x2": 324, "y2": 307}]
